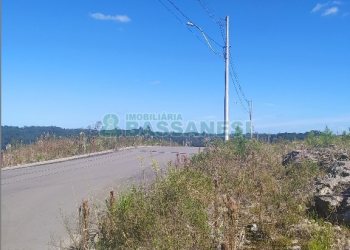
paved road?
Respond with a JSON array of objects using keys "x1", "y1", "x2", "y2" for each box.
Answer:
[{"x1": 1, "y1": 146, "x2": 200, "y2": 250}]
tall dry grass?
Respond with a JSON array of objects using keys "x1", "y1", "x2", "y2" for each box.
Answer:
[{"x1": 1, "y1": 134, "x2": 172, "y2": 167}]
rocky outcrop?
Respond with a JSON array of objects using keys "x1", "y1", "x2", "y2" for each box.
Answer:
[
  {"x1": 314, "y1": 160, "x2": 350, "y2": 225},
  {"x1": 282, "y1": 148, "x2": 348, "y2": 168},
  {"x1": 283, "y1": 148, "x2": 350, "y2": 226}
]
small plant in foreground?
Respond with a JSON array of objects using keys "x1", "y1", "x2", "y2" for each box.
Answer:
[{"x1": 307, "y1": 222, "x2": 334, "y2": 250}]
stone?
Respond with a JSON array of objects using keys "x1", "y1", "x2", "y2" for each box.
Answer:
[
  {"x1": 283, "y1": 149, "x2": 350, "y2": 226},
  {"x1": 250, "y1": 224, "x2": 258, "y2": 232},
  {"x1": 314, "y1": 195, "x2": 343, "y2": 218},
  {"x1": 291, "y1": 239, "x2": 299, "y2": 244},
  {"x1": 337, "y1": 153, "x2": 349, "y2": 161},
  {"x1": 282, "y1": 150, "x2": 303, "y2": 166}
]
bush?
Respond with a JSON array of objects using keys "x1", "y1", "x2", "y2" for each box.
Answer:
[
  {"x1": 306, "y1": 127, "x2": 336, "y2": 147},
  {"x1": 96, "y1": 169, "x2": 214, "y2": 249},
  {"x1": 232, "y1": 126, "x2": 247, "y2": 157}
]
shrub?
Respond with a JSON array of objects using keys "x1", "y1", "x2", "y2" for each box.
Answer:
[
  {"x1": 95, "y1": 168, "x2": 214, "y2": 249},
  {"x1": 306, "y1": 127, "x2": 336, "y2": 148},
  {"x1": 307, "y1": 223, "x2": 334, "y2": 250}
]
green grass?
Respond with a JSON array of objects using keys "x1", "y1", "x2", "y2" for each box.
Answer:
[
  {"x1": 306, "y1": 127, "x2": 350, "y2": 148},
  {"x1": 96, "y1": 169, "x2": 213, "y2": 249},
  {"x1": 307, "y1": 222, "x2": 334, "y2": 250}
]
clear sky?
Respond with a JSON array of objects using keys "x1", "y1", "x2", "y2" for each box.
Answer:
[{"x1": 2, "y1": 0, "x2": 350, "y2": 133}]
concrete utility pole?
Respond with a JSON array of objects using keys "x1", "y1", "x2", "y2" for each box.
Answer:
[
  {"x1": 249, "y1": 100, "x2": 253, "y2": 139},
  {"x1": 224, "y1": 16, "x2": 230, "y2": 141},
  {"x1": 187, "y1": 17, "x2": 230, "y2": 141}
]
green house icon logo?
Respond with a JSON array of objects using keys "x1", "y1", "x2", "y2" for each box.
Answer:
[{"x1": 102, "y1": 114, "x2": 119, "y2": 130}]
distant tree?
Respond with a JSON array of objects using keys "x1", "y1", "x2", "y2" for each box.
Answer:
[
  {"x1": 233, "y1": 126, "x2": 246, "y2": 156},
  {"x1": 233, "y1": 126, "x2": 244, "y2": 139},
  {"x1": 320, "y1": 126, "x2": 335, "y2": 146}
]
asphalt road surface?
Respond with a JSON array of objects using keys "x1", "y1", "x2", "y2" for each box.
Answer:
[{"x1": 1, "y1": 146, "x2": 200, "y2": 250}]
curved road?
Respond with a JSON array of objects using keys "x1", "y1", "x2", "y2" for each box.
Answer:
[{"x1": 1, "y1": 146, "x2": 200, "y2": 250}]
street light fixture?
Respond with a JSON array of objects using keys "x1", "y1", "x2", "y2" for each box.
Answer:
[{"x1": 186, "y1": 21, "x2": 216, "y2": 54}]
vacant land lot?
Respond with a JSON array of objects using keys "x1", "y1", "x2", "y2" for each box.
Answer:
[{"x1": 67, "y1": 132, "x2": 350, "y2": 249}]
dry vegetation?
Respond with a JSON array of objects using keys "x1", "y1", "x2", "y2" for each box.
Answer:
[
  {"x1": 1, "y1": 134, "x2": 172, "y2": 167},
  {"x1": 59, "y1": 129, "x2": 350, "y2": 250}
]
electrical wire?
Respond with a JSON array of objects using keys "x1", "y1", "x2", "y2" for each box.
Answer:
[
  {"x1": 165, "y1": 0, "x2": 192, "y2": 22},
  {"x1": 158, "y1": 0, "x2": 223, "y2": 57},
  {"x1": 194, "y1": 0, "x2": 249, "y2": 106},
  {"x1": 204, "y1": 32, "x2": 224, "y2": 48},
  {"x1": 157, "y1": 0, "x2": 185, "y2": 26},
  {"x1": 157, "y1": 0, "x2": 212, "y2": 48},
  {"x1": 165, "y1": 0, "x2": 223, "y2": 48},
  {"x1": 230, "y1": 70, "x2": 250, "y2": 113},
  {"x1": 229, "y1": 54, "x2": 250, "y2": 105},
  {"x1": 196, "y1": 0, "x2": 226, "y2": 43},
  {"x1": 158, "y1": 0, "x2": 251, "y2": 113},
  {"x1": 198, "y1": 31, "x2": 223, "y2": 57}
]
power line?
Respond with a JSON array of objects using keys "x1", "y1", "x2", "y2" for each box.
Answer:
[
  {"x1": 229, "y1": 60, "x2": 251, "y2": 115},
  {"x1": 196, "y1": 0, "x2": 226, "y2": 43},
  {"x1": 195, "y1": 0, "x2": 250, "y2": 112},
  {"x1": 158, "y1": 0, "x2": 251, "y2": 115},
  {"x1": 204, "y1": 31, "x2": 224, "y2": 48},
  {"x1": 194, "y1": 0, "x2": 250, "y2": 108},
  {"x1": 196, "y1": 0, "x2": 250, "y2": 108},
  {"x1": 197, "y1": 0, "x2": 217, "y2": 22},
  {"x1": 217, "y1": 20, "x2": 226, "y2": 43},
  {"x1": 157, "y1": 0, "x2": 223, "y2": 57},
  {"x1": 230, "y1": 70, "x2": 249, "y2": 113},
  {"x1": 157, "y1": 0, "x2": 185, "y2": 26},
  {"x1": 164, "y1": 0, "x2": 192, "y2": 22},
  {"x1": 229, "y1": 55, "x2": 249, "y2": 105},
  {"x1": 164, "y1": 0, "x2": 223, "y2": 48},
  {"x1": 197, "y1": 30, "x2": 223, "y2": 57},
  {"x1": 157, "y1": 0, "x2": 211, "y2": 48}
]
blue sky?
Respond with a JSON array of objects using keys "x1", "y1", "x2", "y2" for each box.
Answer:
[{"x1": 2, "y1": 0, "x2": 350, "y2": 133}]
